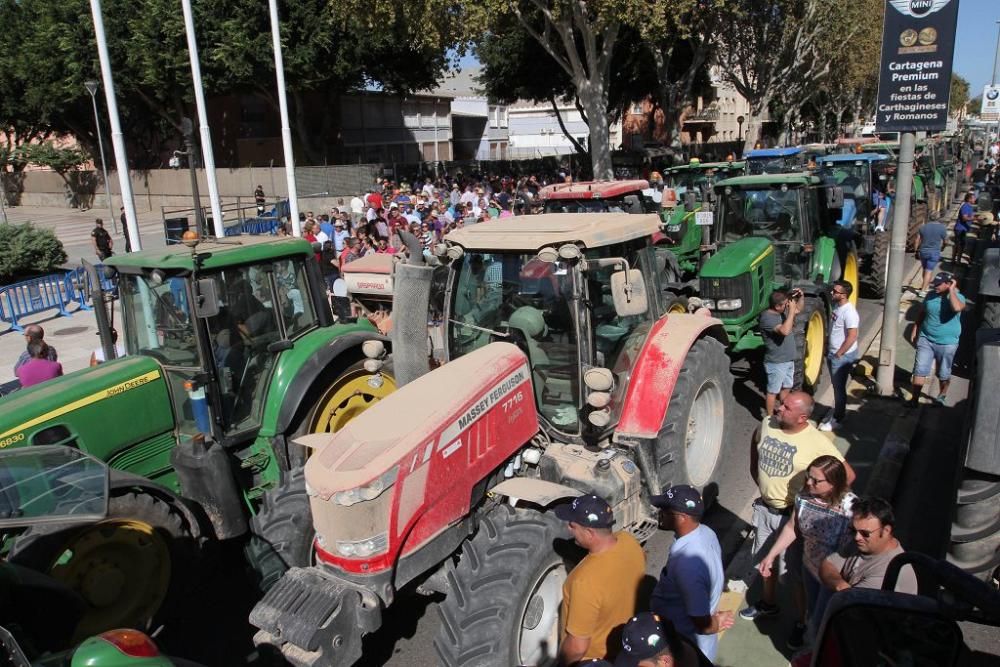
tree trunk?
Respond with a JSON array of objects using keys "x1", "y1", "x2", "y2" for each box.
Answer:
[{"x1": 579, "y1": 80, "x2": 612, "y2": 180}]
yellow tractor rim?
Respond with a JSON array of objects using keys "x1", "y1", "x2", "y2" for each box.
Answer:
[
  {"x1": 844, "y1": 251, "x2": 860, "y2": 307},
  {"x1": 804, "y1": 309, "x2": 826, "y2": 387},
  {"x1": 309, "y1": 367, "x2": 397, "y2": 434},
  {"x1": 48, "y1": 519, "x2": 170, "y2": 640},
  {"x1": 667, "y1": 300, "x2": 688, "y2": 315}
]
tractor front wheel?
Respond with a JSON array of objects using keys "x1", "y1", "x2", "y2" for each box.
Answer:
[
  {"x1": 794, "y1": 297, "x2": 828, "y2": 391},
  {"x1": 435, "y1": 505, "x2": 572, "y2": 667},
  {"x1": 8, "y1": 490, "x2": 197, "y2": 642},
  {"x1": 654, "y1": 336, "x2": 733, "y2": 489},
  {"x1": 246, "y1": 467, "x2": 311, "y2": 593},
  {"x1": 870, "y1": 232, "x2": 891, "y2": 299}
]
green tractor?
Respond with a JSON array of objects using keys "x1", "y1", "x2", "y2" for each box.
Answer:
[
  {"x1": 674, "y1": 173, "x2": 860, "y2": 389},
  {"x1": 816, "y1": 153, "x2": 893, "y2": 298},
  {"x1": 659, "y1": 159, "x2": 745, "y2": 278},
  {"x1": 0, "y1": 236, "x2": 394, "y2": 645}
]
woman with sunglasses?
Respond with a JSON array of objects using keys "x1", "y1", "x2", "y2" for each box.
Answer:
[{"x1": 757, "y1": 454, "x2": 856, "y2": 650}]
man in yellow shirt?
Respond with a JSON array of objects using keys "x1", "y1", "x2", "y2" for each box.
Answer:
[
  {"x1": 556, "y1": 494, "x2": 646, "y2": 664},
  {"x1": 740, "y1": 391, "x2": 855, "y2": 649}
]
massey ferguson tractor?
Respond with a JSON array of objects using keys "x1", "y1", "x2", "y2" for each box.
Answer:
[{"x1": 250, "y1": 213, "x2": 735, "y2": 666}]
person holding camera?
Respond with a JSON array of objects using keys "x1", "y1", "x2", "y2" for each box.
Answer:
[{"x1": 759, "y1": 289, "x2": 800, "y2": 417}]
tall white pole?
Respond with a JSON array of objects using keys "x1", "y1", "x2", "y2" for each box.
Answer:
[
  {"x1": 268, "y1": 0, "x2": 301, "y2": 236},
  {"x1": 86, "y1": 84, "x2": 118, "y2": 235},
  {"x1": 89, "y1": 0, "x2": 141, "y2": 251},
  {"x1": 181, "y1": 0, "x2": 225, "y2": 238}
]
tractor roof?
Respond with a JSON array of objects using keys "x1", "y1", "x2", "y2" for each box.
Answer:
[
  {"x1": 745, "y1": 147, "x2": 802, "y2": 158},
  {"x1": 105, "y1": 236, "x2": 311, "y2": 272},
  {"x1": 817, "y1": 153, "x2": 889, "y2": 164},
  {"x1": 445, "y1": 213, "x2": 660, "y2": 251},
  {"x1": 537, "y1": 179, "x2": 649, "y2": 200},
  {"x1": 714, "y1": 173, "x2": 819, "y2": 188},
  {"x1": 343, "y1": 252, "x2": 393, "y2": 275},
  {"x1": 665, "y1": 160, "x2": 745, "y2": 173}
]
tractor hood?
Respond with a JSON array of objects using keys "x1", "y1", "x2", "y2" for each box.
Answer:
[{"x1": 700, "y1": 237, "x2": 773, "y2": 279}]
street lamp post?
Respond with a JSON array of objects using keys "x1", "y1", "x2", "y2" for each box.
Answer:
[
  {"x1": 176, "y1": 117, "x2": 206, "y2": 238},
  {"x1": 737, "y1": 115, "x2": 745, "y2": 151},
  {"x1": 84, "y1": 79, "x2": 118, "y2": 234}
]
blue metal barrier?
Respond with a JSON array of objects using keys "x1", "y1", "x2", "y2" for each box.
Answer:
[
  {"x1": 0, "y1": 272, "x2": 76, "y2": 332},
  {"x1": 224, "y1": 216, "x2": 280, "y2": 237},
  {"x1": 71, "y1": 265, "x2": 117, "y2": 311}
]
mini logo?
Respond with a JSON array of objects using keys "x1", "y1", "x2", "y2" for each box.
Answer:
[
  {"x1": 889, "y1": 0, "x2": 950, "y2": 18},
  {"x1": 988, "y1": 89, "x2": 1000, "y2": 101}
]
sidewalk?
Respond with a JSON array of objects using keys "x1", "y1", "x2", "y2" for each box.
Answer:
[{"x1": 715, "y1": 257, "x2": 932, "y2": 667}]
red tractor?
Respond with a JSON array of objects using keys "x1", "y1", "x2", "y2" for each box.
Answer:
[{"x1": 250, "y1": 213, "x2": 734, "y2": 666}]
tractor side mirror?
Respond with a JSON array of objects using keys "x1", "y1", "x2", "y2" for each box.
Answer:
[
  {"x1": 826, "y1": 186, "x2": 844, "y2": 208},
  {"x1": 610, "y1": 269, "x2": 648, "y2": 317},
  {"x1": 194, "y1": 279, "x2": 220, "y2": 318},
  {"x1": 684, "y1": 192, "x2": 698, "y2": 212}
]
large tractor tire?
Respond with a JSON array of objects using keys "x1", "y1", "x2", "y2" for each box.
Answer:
[
  {"x1": 249, "y1": 359, "x2": 396, "y2": 591},
  {"x1": 654, "y1": 336, "x2": 733, "y2": 489},
  {"x1": 794, "y1": 297, "x2": 827, "y2": 391},
  {"x1": 870, "y1": 233, "x2": 891, "y2": 300},
  {"x1": 908, "y1": 203, "x2": 928, "y2": 251},
  {"x1": 246, "y1": 467, "x2": 311, "y2": 593},
  {"x1": 982, "y1": 301, "x2": 1000, "y2": 330},
  {"x1": 832, "y1": 248, "x2": 860, "y2": 308},
  {"x1": 8, "y1": 490, "x2": 198, "y2": 642},
  {"x1": 435, "y1": 505, "x2": 574, "y2": 667}
]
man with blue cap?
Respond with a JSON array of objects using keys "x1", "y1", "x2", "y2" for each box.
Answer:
[{"x1": 649, "y1": 486, "x2": 732, "y2": 662}]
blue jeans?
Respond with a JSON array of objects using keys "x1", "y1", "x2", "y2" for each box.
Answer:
[{"x1": 827, "y1": 350, "x2": 859, "y2": 420}]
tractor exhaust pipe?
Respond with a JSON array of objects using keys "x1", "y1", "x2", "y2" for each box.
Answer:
[{"x1": 391, "y1": 230, "x2": 434, "y2": 387}]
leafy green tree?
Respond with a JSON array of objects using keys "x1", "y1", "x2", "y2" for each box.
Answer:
[
  {"x1": 950, "y1": 74, "x2": 970, "y2": 118},
  {"x1": 0, "y1": 223, "x2": 68, "y2": 281}
]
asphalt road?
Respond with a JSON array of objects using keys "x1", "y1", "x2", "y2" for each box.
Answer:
[{"x1": 152, "y1": 293, "x2": 886, "y2": 667}]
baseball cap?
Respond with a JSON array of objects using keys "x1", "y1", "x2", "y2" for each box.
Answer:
[
  {"x1": 931, "y1": 271, "x2": 954, "y2": 287},
  {"x1": 554, "y1": 494, "x2": 614, "y2": 528},
  {"x1": 649, "y1": 484, "x2": 704, "y2": 518},
  {"x1": 614, "y1": 613, "x2": 670, "y2": 666},
  {"x1": 579, "y1": 661, "x2": 614, "y2": 667}
]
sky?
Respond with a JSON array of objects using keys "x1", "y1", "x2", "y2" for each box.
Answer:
[{"x1": 946, "y1": 0, "x2": 998, "y2": 96}]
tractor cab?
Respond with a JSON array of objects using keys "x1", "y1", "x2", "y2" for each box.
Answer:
[
  {"x1": 443, "y1": 213, "x2": 666, "y2": 437},
  {"x1": 744, "y1": 147, "x2": 806, "y2": 175},
  {"x1": 538, "y1": 180, "x2": 657, "y2": 215},
  {"x1": 104, "y1": 237, "x2": 328, "y2": 444}
]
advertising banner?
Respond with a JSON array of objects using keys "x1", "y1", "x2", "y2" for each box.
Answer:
[
  {"x1": 875, "y1": 0, "x2": 961, "y2": 133},
  {"x1": 982, "y1": 85, "x2": 1000, "y2": 121}
]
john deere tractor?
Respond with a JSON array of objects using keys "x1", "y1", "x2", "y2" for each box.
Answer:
[
  {"x1": 660, "y1": 159, "x2": 745, "y2": 277},
  {"x1": 674, "y1": 172, "x2": 859, "y2": 389},
  {"x1": 0, "y1": 236, "x2": 394, "y2": 646}
]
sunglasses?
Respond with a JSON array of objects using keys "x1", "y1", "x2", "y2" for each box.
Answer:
[
  {"x1": 852, "y1": 527, "x2": 881, "y2": 539},
  {"x1": 805, "y1": 474, "x2": 829, "y2": 485}
]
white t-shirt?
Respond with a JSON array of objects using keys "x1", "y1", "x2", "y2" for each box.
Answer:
[
  {"x1": 350, "y1": 196, "x2": 364, "y2": 214},
  {"x1": 829, "y1": 302, "x2": 859, "y2": 355}
]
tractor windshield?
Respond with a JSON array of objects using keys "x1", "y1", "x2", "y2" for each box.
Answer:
[
  {"x1": 120, "y1": 274, "x2": 200, "y2": 367},
  {"x1": 717, "y1": 188, "x2": 803, "y2": 244},
  {"x1": 449, "y1": 252, "x2": 582, "y2": 432},
  {"x1": 543, "y1": 199, "x2": 629, "y2": 214},
  {"x1": 665, "y1": 171, "x2": 708, "y2": 202},
  {"x1": 818, "y1": 163, "x2": 870, "y2": 200}
]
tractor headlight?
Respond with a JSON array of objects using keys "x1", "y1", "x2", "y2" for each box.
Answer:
[
  {"x1": 332, "y1": 467, "x2": 398, "y2": 507},
  {"x1": 715, "y1": 298, "x2": 743, "y2": 311},
  {"x1": 335, "y1": 532, "x2": 389, "y2": 558},
  {"x1": 701, "y1": 298, "x2": 716, "y2": 309}
]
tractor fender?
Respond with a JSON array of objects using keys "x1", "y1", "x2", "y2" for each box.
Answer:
[
  {"x1": 813, "y1": 236, "x2": 837, "y2": 284},
  {"x1": 107, "y1": 468, "x2": 207, "y2": 542},
  {"x1": 261, "y1": 326, "x2": 389, "y2": 437},
  {"x1": 488, "y1": 478, "x2": 583, "y2": 507},
  {"x1": 614, "y1": 313, "x2": 728, "y2": 441}
]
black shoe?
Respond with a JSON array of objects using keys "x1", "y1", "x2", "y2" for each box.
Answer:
[
  {"x1": 739, "y1": 601, "x2": 780, "y2": 620},
  {"x1": 787, "y1": 622, "x2": 807, "y2": 650}
]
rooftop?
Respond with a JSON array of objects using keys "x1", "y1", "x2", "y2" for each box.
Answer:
[
  {"x1": 537, "y1": 180, "x2": 650, "y2": 200},
  {"x1": 665, "y1": 160, "x2": 746, "y2": 173},
  {"x1": 745, "y1": 147, "x2": 802, "y2": 158},
  {"x1": 818, "y1": 153, "x2": 889, "y2": 164},
  {"x1": 105, "y1": 236, "x2": 312, "y2": 272},
  {"x1": 445, "y1": 213, "x2": 661, "y2": 251},
  {"x1": 427, "y1": 67, "x2": 486, "y2": 99},
  {"x1": 714, "y1": 173, "x2": 819, "y2": 188}
]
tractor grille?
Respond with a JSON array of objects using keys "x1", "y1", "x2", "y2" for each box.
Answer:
[{"x1": 701, "y1": 274, "x2": 754, "y2": 320}]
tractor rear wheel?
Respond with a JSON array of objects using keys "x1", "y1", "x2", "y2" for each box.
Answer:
[
  {"x1": 982, "y1": 301, "x2": 1000, "y2": 329},
  {"x1": 870, "y1": 232, "x2": 891, "y2": 299},
  {"x1": 908, "y1": 203, "x2": 928, "y2": 251},
  {"x1": 794, "y1": 297, "x2": 827, "y2": 391},
  {"x1": 654, "y1": 336, "x2": 733, "y2": 489},
  {"x1": 8, "y1": 490, "x2": 197, "y2": 642},
  {"x1": 434, "y1": 505, "x2": 574, "y2": 667}
]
